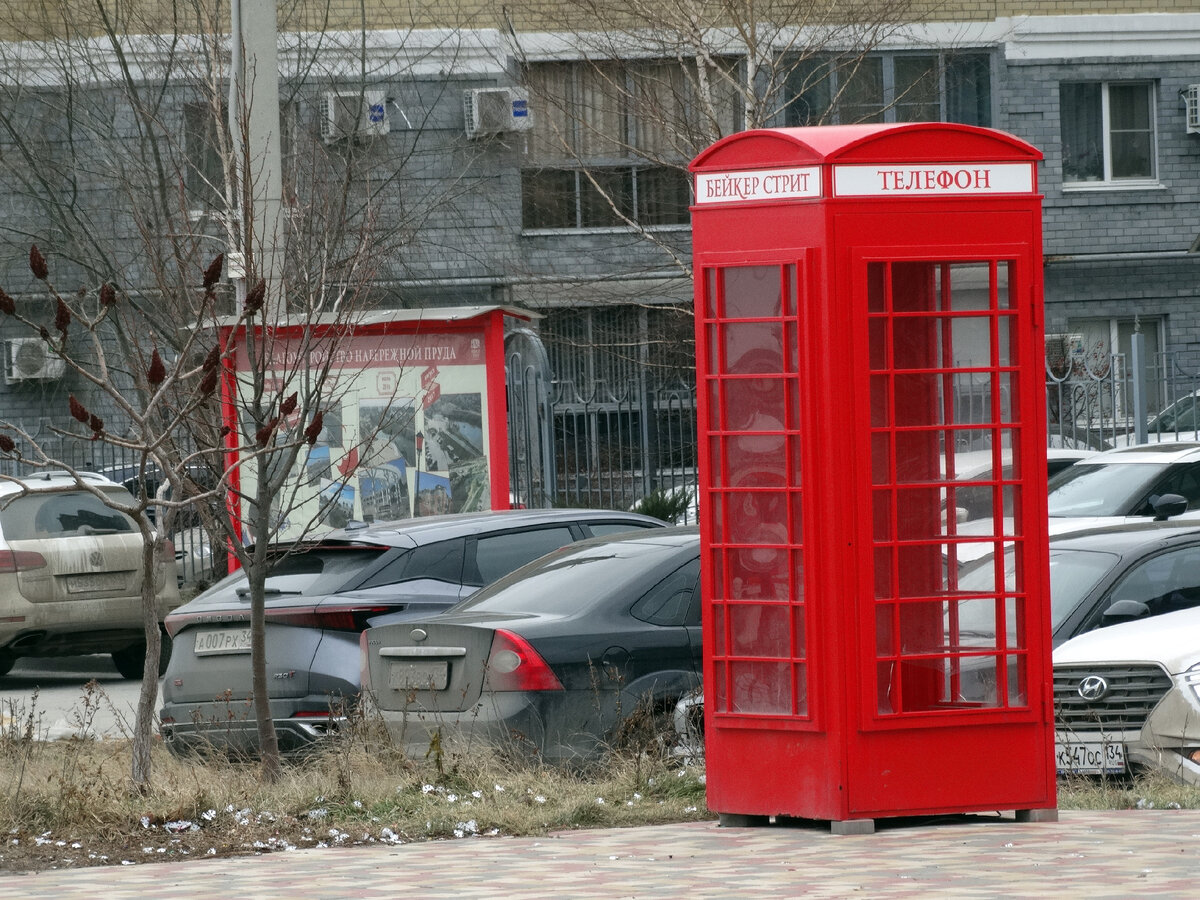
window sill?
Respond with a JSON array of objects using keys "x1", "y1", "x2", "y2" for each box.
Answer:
[
  {"x1": 520, "y1": 224, "x2": 691, "y2": 237},
  {"x1": 1060, "y1": 180, "x2": 1165, "y2": 193}
]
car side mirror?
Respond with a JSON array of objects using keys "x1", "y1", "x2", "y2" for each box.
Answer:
[
  {"x1": 1152, "y1": 493, "x2": 1189, "y2": 521},
  {"x1": 1102, "y1": 598, "x2": 1150, "y2": 623}
]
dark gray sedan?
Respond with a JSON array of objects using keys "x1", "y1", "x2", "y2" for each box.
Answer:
[
  {"x1": 361, "y1": 527, "x2": 701, "y2": 764},
  {"x1": 159, "y1": 508, "x2": 665, "y2": 755}
]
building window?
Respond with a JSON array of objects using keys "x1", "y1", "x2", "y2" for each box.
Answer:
[
  {"x1": 784, "y1": 52, "x2": 993, "y2": 127},
  {"x1": 184, "y1": 101, "x2": 227, "y2": 211},
  {"x1": 522, "y1": 59, "x2": 736, "y2": 230},
  {"x1": 1066, "y1": 316, "x2": 1165, "y2": 414},
  {"x1": 1060, "y1": 82, "x2": 1157, "y2": 184}
]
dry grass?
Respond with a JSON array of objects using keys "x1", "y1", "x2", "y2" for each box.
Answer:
[
  {"x1": 1057, "y1": 772, "x2": 1200, "y2": 811},
  {"x1": 4, "y1": 687, "x2": 1198, "y2": 873},
  {"x1": 0, "y1": 695, "x2": 709, "y2": 873}
]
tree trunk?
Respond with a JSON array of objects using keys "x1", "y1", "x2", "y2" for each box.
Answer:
[
  {"x1": 130, "y1": 532, "x2": 162, "y2": 790},
  {"x1": 249, "y1": 547, "x2": 282, "y2": 782}
]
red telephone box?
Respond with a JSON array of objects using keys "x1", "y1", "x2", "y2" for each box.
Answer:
[{"x1": 690, "y1": 123, "x2": 1056, "y2": 832}]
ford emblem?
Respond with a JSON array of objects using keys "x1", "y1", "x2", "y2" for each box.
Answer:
[
  {"x1": 410, "y1": 627, "x2": 428, "y2": 642},
  {"x1": 1077, "y1": 675, "x2": 1110, "y2": 702}
]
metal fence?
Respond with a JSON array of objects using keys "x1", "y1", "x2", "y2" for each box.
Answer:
[{"x1": 508, "y1": 329, "x2": 1200, "y2": 518}]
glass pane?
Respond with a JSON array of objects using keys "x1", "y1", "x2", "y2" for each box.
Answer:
[
  {"x1": 998, "y1": 261, "x2": 1015, "y2": 309},
  {"x1": 956, "y1": 655, "x2": 1001, "y2": 706},
  {"x1": 893, "y1": 56, "x2": 939, "y2": 122},
  {"x1": 784, "y1": 57, "x2": 832, "y2": 126},
  {"x1": 521, "y1": 169, "x2": 576, "y2": 228},
  {"x1": 1060, "y1": 83, "x2": 1103, "y2": 182},
  {"x1": 950, "y1": 597, "x2": 1000, "y2": 648},
  {"x1": 722, "y1": 266, "x2": 782, "y2": 318},
  {"x1": 730, "y1": 661, "x2": 792, "y2": 714},
  {"x1": 1007, "y1": 653, "x2": 1027, "y2": 705},
  {"x1": 953, "y1": 317, "x2": 991, "y2": 368},
  {"x1": 1111, "y1": 131, "x2": 1153, "y2": 179},
  {"x1": 794, "y1": 665, "x2": 809, "y2": 716},
  {"x1": 705, "y1": 269, "x2": 719, "y2": 318},
  {"x1": 874, "y1": 546, "x2": 894, "y2": 599},
  {"x1": 876, "y1": 603, "x2": 896, "y2": 654},
  {"x1": 945, "y1": 53, "x2": 992, "y2": 127},
  {"x1": 722, "y1": 322, "x2": 784, "y2": 374},
  {"x1": 1109, "y1": 83, "x2": 1151, "y2": 130},
  {"x1": 729, "y1": 604, "x2": 792, "y2": 656},
  {"x1": 576, "y1": 62, "x2": 627, "y2": 158},
  {"x1": 838, "y1": 57, "x2": 884, "y2": 123},
  {"x1": 637, "y1": 166, "x2": 691, "y2": 225},
  {"x1": 580, "y1": 168, "x2": 634, "y2": 227},
  {"x1": 725, "y1": 378, "x2": 787, "y2": 431},
  {"x1": 725, "y1": 434, "x2": 787, "y2": 486}
]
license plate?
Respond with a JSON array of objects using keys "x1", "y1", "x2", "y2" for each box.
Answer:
[
  {"x1": 66, "y1": 572, "x2": 127, "y2": 593},
  {"x1": 388, "y1": 660, "x2": 449, "y2": 691},
  {"x1": 1055, "y1": 739, "x2": 1127, "y2": 775},
  {"x1": 193, "y1": 628, "x2": 252, "y2": 656}
]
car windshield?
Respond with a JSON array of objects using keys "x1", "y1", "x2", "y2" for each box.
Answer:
[
  {"x1": 1152, "y1": 397, "x2": 1200, "y2": 433},
  {"x1": 453, "y1": 540, "x2": 689, "y2": 615},
  {"x1": 1046, "y1": 462, "x2": 1167, "y2": 516},
  {"x1": 957, "y1": 547, "x2": 1120, "y2": 634},
  {"x1": 199, "y1": 545, "x2": 391, "y2": 599},
  {"x1": 0, "y1": 487, "x2": 138, "y2": 539}
]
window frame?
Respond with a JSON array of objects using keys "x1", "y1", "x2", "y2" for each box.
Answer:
[
  {"x1": 783, "y1": 51, "x2": 995, "y2": 128},
  {"x1": 521, "y1": 58, "x2": 716, "y2": 232},
  {"x1": 1059, "y1": 80, "x2": 1159, "y2": 189}
]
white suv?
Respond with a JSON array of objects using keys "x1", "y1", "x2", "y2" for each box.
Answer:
[
  {"x1": 0, "y1": 471, "x2": 181, "y2": 678},
  {"x1": 1055, "y1": 606, "x2": 1200, "y2": 785}
]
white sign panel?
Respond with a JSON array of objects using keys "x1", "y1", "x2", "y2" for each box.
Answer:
[
  {"x1": 833, "y1": 163, "x2": 1034, "y2": 197},
  {"x1": 695, "y1": 166, "x2": 822, "y2": 204}
]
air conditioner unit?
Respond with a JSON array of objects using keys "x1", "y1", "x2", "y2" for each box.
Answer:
[
  {"x1": 463, "y1": 88, "x2": 531, "y2": 139},
  {"x1": 1185, "y1": 84, "x2": 1200, "y2": 135},
  {"x1": 320, "y1": 90, "x2": 389, "y2": 144},
  {"x1": 5, "y1": 337, "x2": 65, "y2": 383}
]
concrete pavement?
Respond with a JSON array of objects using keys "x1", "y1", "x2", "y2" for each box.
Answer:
[{"x1": 2, "y1": 809, "x2": 1199, "y2": 898}]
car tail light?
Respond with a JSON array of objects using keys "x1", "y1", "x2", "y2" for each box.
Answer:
[
  {"x1": 0, "y1": 550, "x2": 47, "y2": 573},
  {"x1": 482, "y1": 629, "x2": 562, "y2": 692},
  {"x1": 163, "y1": 609, "x2": 216, "y2": 638},
  {"x1": 265, "y1": 604, "x2": 395, "y2": 632}
]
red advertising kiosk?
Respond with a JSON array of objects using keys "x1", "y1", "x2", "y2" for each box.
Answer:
[
  {"x1": 690, "y1": 124, "x2": 1056, "y2": 832},
  {"x1": 217, "y1": 306, "x2": 528, "y2": 542}
]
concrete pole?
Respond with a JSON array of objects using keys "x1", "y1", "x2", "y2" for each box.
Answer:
[{"x1": 230, "y1": 0, "x2": 285, "y2": 321}]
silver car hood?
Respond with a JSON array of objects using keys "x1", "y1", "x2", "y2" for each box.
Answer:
[{"x1": 1053, "y1": 606, "x2": 1200, "y2": 675}]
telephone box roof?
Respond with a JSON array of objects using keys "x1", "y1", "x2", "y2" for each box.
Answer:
[{"x1": 690, "y1": 122, "x2": 1042, "y2": 171}]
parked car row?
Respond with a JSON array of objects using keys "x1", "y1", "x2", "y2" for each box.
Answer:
[
  {"x1": 14, "y1": 448, "x2": 1200, "y2": 783},
  {"x1": 159, "y1": 508, "x2": 668, "y2": 756},
  {"x1": 673, "y1": 518, "x2": 1200, "y2": 772}
]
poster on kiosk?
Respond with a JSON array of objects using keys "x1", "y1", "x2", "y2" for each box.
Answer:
[
  {"x1": 690, "y1": 123, "x2": 1057, "y2": 832},
  {"x1": 218, "y1": 307, "x2": 525, "y2": 542}
]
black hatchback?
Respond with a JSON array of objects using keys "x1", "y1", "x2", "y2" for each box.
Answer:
[{"x1": 159, "y1": 508, "x2": 665, "y2": 754}]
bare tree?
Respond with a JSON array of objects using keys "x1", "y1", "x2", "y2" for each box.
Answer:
[
  {"x1": 0, "y1": 247, "x2": 234, "y2": 788},
  {"x1": 0, "y1": 2, "x2": 475, "y2": 783},
  {"x1": 501, "y1": 0, "x2": 950, "y2": 275}
]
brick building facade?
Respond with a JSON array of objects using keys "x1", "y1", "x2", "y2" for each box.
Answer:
[{"x1": 0, "y1": 2, "x2": 1197, "y2": 443}]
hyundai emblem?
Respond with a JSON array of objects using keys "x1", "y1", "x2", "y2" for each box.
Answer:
[{"x1": 1077, "y1": 675, "x2": 1110, "y2": 702}]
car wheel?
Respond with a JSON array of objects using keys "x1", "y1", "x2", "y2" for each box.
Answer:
[
  {"x1": 111, "y1": 631, "x2": 173, "y2": 680},
  {"x1": 0, "y1": 651, "x2": 14, "y2": 678}
]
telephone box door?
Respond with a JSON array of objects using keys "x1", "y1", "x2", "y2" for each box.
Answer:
[{"x1": 848, "y1": 246, "x2": 1053, "y2": 814}]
